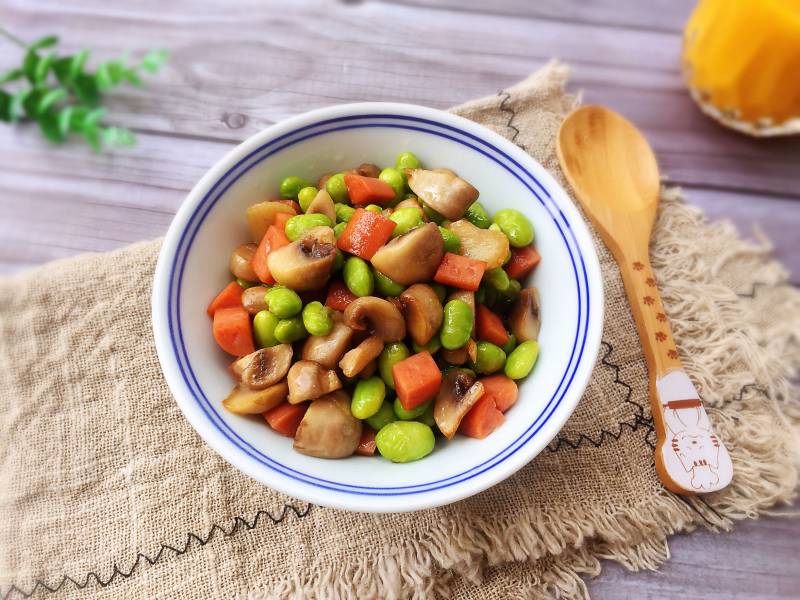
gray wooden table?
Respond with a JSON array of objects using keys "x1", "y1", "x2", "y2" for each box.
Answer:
[{"x1": 2, "y1": 0, "x2": 798, "y2": 597}]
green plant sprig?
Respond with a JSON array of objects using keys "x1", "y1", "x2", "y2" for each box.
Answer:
[{"x1": 0, "y1": 27, "x2": 167, "y2": 152}]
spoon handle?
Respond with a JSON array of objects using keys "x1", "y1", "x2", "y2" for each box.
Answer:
[{"x1": 619, "y1": 253, "x2": 733, "y2": 495}]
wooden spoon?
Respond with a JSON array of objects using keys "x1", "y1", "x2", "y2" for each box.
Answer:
[{"x1": 556, "y1": 106, "x2": 732, "y2": 495}]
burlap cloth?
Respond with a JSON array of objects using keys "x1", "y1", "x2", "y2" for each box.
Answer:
[{"x1": 1, "y1": 63, "x2": 799, "y2": 600}]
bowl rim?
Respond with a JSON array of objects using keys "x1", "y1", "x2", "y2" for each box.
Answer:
[{"x1": 152, "y1": 102, "x2": 604, "y2": 512}]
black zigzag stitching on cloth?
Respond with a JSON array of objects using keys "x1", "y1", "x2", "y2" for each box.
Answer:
[
  {"x1": 497, "y1": 90, "x2": 528, "y2": 151},
  {"x1": 0, "y1": 503, "x2": 311, "y2": 600},
  {"x1": 736, "y1": 281, "x2": 798, "y2": 299},
  {"x1": 548, "y1": 341, "x2": 655, "y2": 452}
]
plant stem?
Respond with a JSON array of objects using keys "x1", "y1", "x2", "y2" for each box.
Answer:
[{"x1": 0, "y1": 26, "x2": 26, "y2": 48}]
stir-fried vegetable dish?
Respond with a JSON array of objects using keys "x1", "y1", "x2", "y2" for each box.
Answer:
[{"x1": 208, "y1": 152, "x2": 542, "y2": 462}]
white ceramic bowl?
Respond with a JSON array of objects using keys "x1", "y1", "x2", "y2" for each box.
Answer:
[{"x1": 152, "y1": 103, "x2": 603, "y2": 512}]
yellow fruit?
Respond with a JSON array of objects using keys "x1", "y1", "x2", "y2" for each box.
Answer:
[{"x1": 682, "y1": 0, "x2": 800, "y2": 136}]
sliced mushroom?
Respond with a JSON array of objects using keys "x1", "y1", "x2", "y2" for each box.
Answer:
[
  {"x1": 447, "y1": 219, "x2": 509, "y2": 270},
  {"x1": 231, "y1": 345, "x2": 293, "y2": 390},
  {"x1": 394, "y1": 197, "x2": 424, "y2": 213},
  {"x1": 370, "y1": 222, "x2": 444, "y2": 285},
  {"x1": 305, "y1": 189, "x2": 336, "y2": 223},
  {"x1": 466, "y1": 338, "x2": 478, "y2": 363},
  {"x1": 287, "y1": 360, "x2": 342, "y2": 404},
  {"x1": 509, "y1": 287, "x2": 541, "y2": 342},
  {"x1": 230, "y1": 243, "x2": 258, "y2": 281},
  {"x1": 406, "y1": 168, "x2": 479, "y2": 221},
  {"x1": 355, "y1": 163, "x2": 381, "y2": 178},
  {"x1": 400, "y1": 284, "x2": 443, "y2": 346},
  {"x1": 293, "y1": 391, "x2": 362, "y2": 458},
  {"x1": 448, "y1": 289, "x2": 476, "y2": 337},
  {"x1": 440, "y1": 346, "x2": 468, "y2": 365},
  {"x1": 434, "y1": 370, "x2": 485, "y2": 439},
  {"x1": 339, "y1": 336, "x2": 385, "y2": 378},
  {"x1": 317, "y1": 172, "x2": 332, "y2": 189},
  {"x1": 246, "y1": 200, "x2": 296, "y2": 243},
  {"x1": 301, "y1": 314, "x2": 353, "y2": 369},
  {"x1": 222, "y1": 381, "x2": 288, "y2": 415},
  {"x1": 242, "y1": 285, "x2": 270, "y2": 314},
  {"x1": 267, "y1": 226, "x2": 336, "y2": 291},
  {"x1": 343, "y1": 297, "x2": 406, "y2": 342}
]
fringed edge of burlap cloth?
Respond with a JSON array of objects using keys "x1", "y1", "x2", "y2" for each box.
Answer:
[{"x1": 249, "y1": 67, "x2": 800, "y2": 600}]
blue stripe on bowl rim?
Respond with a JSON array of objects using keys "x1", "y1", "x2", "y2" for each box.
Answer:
[{"x1": 166, "y1": 113, "x2": 590, "y2": 496}]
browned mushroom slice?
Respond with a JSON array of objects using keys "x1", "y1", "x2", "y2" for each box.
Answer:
[
  {"x1": 301, "y1": 314, "x2": 353, "y2": 369},
  {"x1": 394, "y1": 197, "x2": 424, "y2": 213},
  {"x1": 406, "y1": 168, "x2": 479, "y2": 221},
  {"x1": 287, "y1": 360, "x2": 342, "y2": 404},
  {"x1": 370, "y1": 223, "x2": 444, "y2": 285},
  {"x1": 434, "y1": 370, "x2": 485, "y2": 439},
  {"x1": 466, "y1": 338, "x2": 478, "y2": 363},
  {"x1": 355, "y1": 163, "x2": 381, "y2": 178},
  {"x1": 317, "y1": 172, "x2": 332, "y2": 189},
  {"x1": 446, "y1": 219, "x2": 509, "y2": 270},
  {"x1": 440, "y1": 346, "x2": 468, "y2": 366},
  {"x1": 229, "y1": 243, "x2": 259, "y2": 281},
  {"x1": 305, "y1": 189, "x2": 336, "y2": 223},
  {"x1": 222, "y1": 381, "x2": 288, "y2": 415},
  {"x1": 400, "y1": 284, "x2": 443, "y2": 346},
  {"x1": 267, "y1": 226, "x2": 336, "y2": 291},
  {"x1": 241, "y1": 285, "x2": 270, "y2": 315},
  {"x1": 509, "y1": 287, "x2": 541, "y2": 342},
  {"x1": 339, "y1": 336, "x2": 384, "y2": 378},
  {"x1": 343, "y1": 297, "x2": 406, "y2": 342},
  {"x1": 448, "y1": 289, "x2": 476, "y2": 338},
  {"x1": 293, "y1": 391, "x2": 362, "y2": 458},
  {"x1": 231, "y1": 345, "x2": 293, "y2": 390}
]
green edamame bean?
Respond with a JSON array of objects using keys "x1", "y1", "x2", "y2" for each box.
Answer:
[
  {"x1": 488, "y1": 223, "x2": 502, "y2": 233},
  {"x1": 351, "y1": 377, "x2": 386, "y2": 419},
  {"x1": 280, "y1": 175, "x2": 310, "y2": 199},
  {"x1": 501, "y1": 333, "x2": 517, "y2": 355},
  {"x1": 439, "y1": 226, "x2": 461, "y2": 253},
  {"x1": 416, "y1": 401, "x2": 436, "y2": 427},
  {"x1": 395, "y1": 151, "x2": 421, "y2": 171},
  {"x1": 464, "y1": 202, "x2": 491, "y2": 229},
  {"x1": 393, "y1": 397, "x2": 430, "y2": 420},
  {"x1": 493, "y1": 208, "x2": 534, "y2": 247},
  {"x1": 302, "y1": 301, "x2": 333, "y2": 336},
  {"x1": 366, "y1": 400, "x2": 397, "y2": 431},
  {"x1": 365, "y1": 204, "x2": 383, "y2": 214},
  {"x1": 374, "y1": 269, "x2": 406, "y2": 296},
  {"x1": 485, "y1": 267, "x2": 510, "y2": 292},
  {"x1": 504, "y1": 340, "x2": 540, "y2": 380},
  {"x1": 284, "y1": 213, "x2": 333, "y2": 241},
  {"x1": 343, "y1": 256, "x2": 374, "y2": 297},
  {"x1": 333, "y1": 222, "x2": 346, "y2": 238},
  {"x1": 274, "y1": 316, "x2": 307, "y2": 344},
  {"x1": 474, "y1": 341, "x2": 506, "y2": 374},
  {"x1": 332, "y1": 248, "x2": 344, "y2": 272},
  {"x1": 236, "y1": 277, "x2": 255, "y2": 289},
  {"x1": 335, "y1": 203, "x2": 356, "y2": 223},
  {"x1": 325, "y1": 173, "x2": 349, "y2": 203},
  {"x1": 298, "y1": 186, "x2": 319, "y2": 212},
  {"x1": 422, "y1": 202, "x2": 444, "y2": 225},
  {"x1": 412, "y1": 336, "x2": 441, "y2": 355},
  {"x1": 389, "y1": 206, "x2": 423, "y2": 238},
  {"x1": 375, "y1": 421, "x2": 435, "y2": 463},
  {"x1": 440, "y1": 300, "x2": 473, "y2": 350},
  {"x1": 503, "y1": 279, "x2": 521, "y2": 299},
  {"x1": 253, "y1": 310, "x2": 280, "y2": 348},
  {"x1": 379, "y1": 167, "x2": 405, "y2": 200},
  {"x1": 265, "y1": 287, "x2": 303, "y2": 318},
  {"x1": 431, "y1": 283, "x2": 447, "y2": 303},
  {"x1": 378, "y1": 342, "x2": 410, "y2": 389}
]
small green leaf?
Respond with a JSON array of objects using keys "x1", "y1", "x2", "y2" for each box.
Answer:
[
  {"x1": 23, "y1": 48, "x2": 40, "y2": 83},
  {"x1": 123, "y1": 68, "x2": 143, "y2": 87},
  {"x1": 29, "y1": 35, "x2": 59, "y2": 51},
  {"x1": 38, "y1": 109, "x2": 65, "y2": 144},
  {"x1": 52, "y1": 56, "x2": 72, "y2": 84},
  {"x1": 21, "y1": 88, "x2": 45, "y2": 118},
  {"x1": 103, "y1": 126, "x2": 135, "y2": 146},
  {"x1": 57, "y1": 105, "x2": 74, "y2": 134},
  {"x1": 83, "y1": 124, "x2": 102, "y2": 152},
  {"x1": 33, "y1": 52, "x2": 55, "y2": 84},
  {"x1": 0, "y1": 68, "x2": 24, "y2": 85},
  {"x1": 0, "y1": 91, "x2": 12, "y2": 122},
  {"x1": 72, "y1": 73, "x2": 99, "y2": 105},
  {"x1": 9, "y1": 88, "x2": 31, "y2": 121},
  {"x1": 57, "y1": 105, "x2": 89, "y2": 133},
  {"x1": 83, "y1": 107, "x2": 106, "y2": 129},
  {"x1": 95, "y1": 62, "x2": 112, "y2": 91},
  {"x1": 69, "y1": 50, "x2": 89, "y2": 81},
  {"x1": 139, "y1": 49, "x2": 168, "y2": 73},
  {"x1": 36, "y1": 88, "x2": 67, "y2": 115}
]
